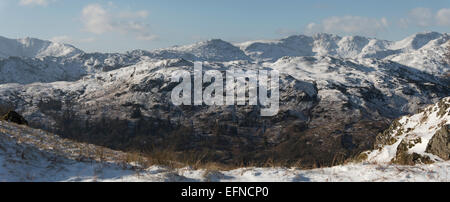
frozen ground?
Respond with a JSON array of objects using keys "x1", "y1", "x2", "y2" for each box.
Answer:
[{"x1": 91, "y1": 162, "x2": 448, "y2": 182}]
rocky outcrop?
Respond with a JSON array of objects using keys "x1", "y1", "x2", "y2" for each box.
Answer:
[
  {"x1": 393, "y1": 140, "x2": 433, "y2": 165},
  {"x1": 364, "y1": 97, "x2": 450, "y2": 165},
  {"x1": 426, "y1": 125, "x2": 449, "y2": 160}
]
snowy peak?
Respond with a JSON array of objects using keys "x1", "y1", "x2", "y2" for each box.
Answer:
[
  {"x1": 0, "y1": 36, "x2": 83, "y2": 58},
  {"x1": 392, "y1": 32, "x2": 444, "y2": 50},
  {"x1": 0, "y1": 32, "x2": 448, "y2": 84},
  {"x1": 337, "y1": 36, "x2": 370, "y2": 57},
  {"x1": 237, "y1": 32, "x2": 449, "y2": 75},
  {"x1": 238, "y1": 35, "x2": 315, "y2": 61},
  {"x1": 177, "y1": 38, "x2": 251, "y2": 61},
  {"x1": 240, "y1": 32, "x2": 448, "y2": 58},
  {"x1": 387, "y1": 32, "x2": 450, "y2": 75},
  {"x1": 143, "y1": 38, "x2": 250, "y2": 62},
  {"x1": 239, "y1": 33, "x2": 388, "y2": 61}
]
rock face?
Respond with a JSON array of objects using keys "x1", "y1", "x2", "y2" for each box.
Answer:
[
  {"x1": 2, "y1": 111, "x2": 28, "y2": 125},
  {"x1": 426, "y1": 125, "x2": 449, "y2": 160},
  {"x1": 393, "y1": 140, "x2": 434, "y2": 165},
  {"x1": 364, "y1": 97, "x2": 450, "y2": 165}
]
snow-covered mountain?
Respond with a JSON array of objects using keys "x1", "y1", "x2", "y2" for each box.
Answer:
[
  {"x1": 0, "y1": 56, "x2": 447, "y2": 167},
  {"x1": 0, "y1": 32, "x2": 448, "y2": 84},
  {"x1": 238, "y1": 32, "x2": 449, "y2": 75},
  {"x1": 142, "y1": 39, "x2": 251, "y2": 62},
  {"x1": 0, "y1": 50, "x2": 150, "y2": 84},
  {"x1": 0, "y1": 36, "x2": 83, "y2": 59},
  {"x1": 0, "y1": 32, "x2": 448, "y2": 169}
]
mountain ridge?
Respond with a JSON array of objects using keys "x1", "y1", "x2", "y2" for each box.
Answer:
[
  {"x1": 0, "y1": 31, "x2": 447, "y2": 85},
  {"x1": 0, "y1": 36, "x2": 83, "y2": 59}
]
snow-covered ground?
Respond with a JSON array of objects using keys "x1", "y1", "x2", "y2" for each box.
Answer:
[
  {"x1": 116, "y1": 162, "x2": 449, "y2": 182},
  {"x1": 0, "y1": 120, "x2": 448, "y2": 182},
  {"x1": 365, "y1": 97, "x2": 450, "y2": 164}
]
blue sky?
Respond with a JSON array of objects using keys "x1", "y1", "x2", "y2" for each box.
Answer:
[{"x1": 0, "y1": 0, "x2": 449, "y2": 53}]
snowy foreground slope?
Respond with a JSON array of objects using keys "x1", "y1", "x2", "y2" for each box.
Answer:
[
  {"x1": 363, "y1": 97, "x2": 450, "y2": 165},
  {"x1": 0, "y1": 119, "x2": 448, "y2": 182}
]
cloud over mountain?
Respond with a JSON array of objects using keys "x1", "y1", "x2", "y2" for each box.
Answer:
[
  {"x1": 306, "y1": 16, "x2": 389, "y2": 36},
  {"x1": 400, "y1": 7, "x2": 450, "y2": 28},
  {"x1": 81, "y1": 3, "x2": 157, "y2": 41}
]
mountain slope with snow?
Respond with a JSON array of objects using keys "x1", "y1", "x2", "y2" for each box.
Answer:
[
  {"x1": 131, "y1": 39, "x2": 251, "y2": 62},
  {"x1": 362, "y1": 97, "x2": 449, "y2": 165},
  {"x1": 0, "y1": 36, "x2": 83, "y2": 59},
  {"x1": 0, "y1": 55, "x2": 447, "y2": 168},
  {"x1": 0, "y1": 50, "x2": 150, "y2": 84},
  {"x1": 0, "y1": 32, "x2": 448, "y2": 85},
  {"x1": 238, "y1": 32, "x2": 449, "y2": 75},
  {"x1": 0, "y1": 120, "x2": 448, "y2": 182},
  {"x1": 0, "y1": 32, "x2": 448, "y2": 170},
  {"x1": 0, "y1": 120, "x2": 142, "y2": 182}
]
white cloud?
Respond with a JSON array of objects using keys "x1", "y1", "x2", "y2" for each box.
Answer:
[
  {"x1": 436, "y1": 8, "x2": 450, "y2": 26},
  {"x1": 81, "y1": 4, "x2": 113, "y2": 34},
  {"x1": 136, "y1": 35, "x2": 158, "y2": 41},
  {"x1": 305, "y1": 16, "x2": 389, "y2": 36},
  {"x1": 400, "y1": 7, "x2": 433, "y2": 27},
  {"x1": 81, "y1": 3, "x2": 157, "y2": 41},
  {"x1": 275, "y1": 28, "x2": 299, "y2": 36},
  {"x1": 400, "y1": 7, "x2": 450, "y2": 28},
  {"x1": 410, "y1": 7, "x2": 433, "y2": 27},
  {"x1": 118, "y1": 10, "x2": 149, "y2": 19},
  {"x1": 19, "y1": 0, "x2": 54, "y2": 6},
  {"x1": 79, "y1": 37, "x2": 96, "y2": 43},
  {"x1": 50, "y1": 35, "x2": 73, "y2": 44},
  {"x1": 50, "y1": 36, "x2": 97, "y2": 45}
]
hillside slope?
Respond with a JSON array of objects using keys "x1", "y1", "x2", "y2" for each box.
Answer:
[
  {"x1": 361, "y1": 97, "x2": 449, "y2": 165},
  {"x1": 0, "y1": 120, "x2": 448, "y2": 182},
  {"x1": 0, "y1": 120, "x2": 146, "y2": 181}
]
